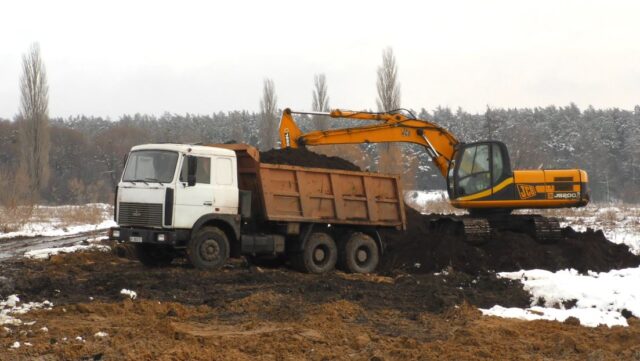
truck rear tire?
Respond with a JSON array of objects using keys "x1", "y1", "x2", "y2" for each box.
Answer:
[
  {"x1": 291, "y1": 232, "x2": 337, "y2": 274},
  {"x1": 187, "y1": 227, "x2": 230, "y2": 270},
  {"x1": 135, "y1": 243, "x2": 174, "y2": 267},
  {"x1": 339, "y1": 232, "x2": 379, "y2": 274}
]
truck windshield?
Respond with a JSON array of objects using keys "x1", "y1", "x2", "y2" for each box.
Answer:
[{"x1": 122, "y1": 150, "x2": 179, "y2": 183}]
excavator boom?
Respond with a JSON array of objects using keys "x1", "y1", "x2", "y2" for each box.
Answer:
[{"x1": 279, "y1": 108, "x2": 459, "y2": 176}]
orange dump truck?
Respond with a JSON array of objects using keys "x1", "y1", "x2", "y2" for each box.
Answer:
[{"x1": 109, "y1": 143, "x2": 405, "y2": 274}]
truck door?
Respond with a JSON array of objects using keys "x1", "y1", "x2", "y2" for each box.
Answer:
[{"x1": 174, "y1": 155, "x2": 215, "y2": 228}]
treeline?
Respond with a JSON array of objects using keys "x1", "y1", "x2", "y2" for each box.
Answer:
[{"x1": 1, "y1": 103, "x2": 638, "y2": 204}]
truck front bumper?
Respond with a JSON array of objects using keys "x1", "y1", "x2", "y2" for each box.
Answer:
[{"x1": 108, "y1": 227, "x2": 189, "y2": 246}]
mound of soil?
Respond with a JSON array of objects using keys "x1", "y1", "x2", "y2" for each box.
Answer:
[
  {"x1": 380, "y1": 207, "x2": 640, "y2": 275},
  {"x1": 260, "y1": 147, "x2": 361, "y2": 171}
]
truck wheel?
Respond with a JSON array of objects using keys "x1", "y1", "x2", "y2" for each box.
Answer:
[
  {"x1": 339, "y1": 232, "x2": 379, "y2": 273},
  {"x1": 187, "y1": 227, "x2": 230, "y2": 270},
  {"x1": 135, "y1": 243, "x2": 174, "y2": 267},
  {"x1": 292, "y1": 232, "x2": 337, "y2": 274}
]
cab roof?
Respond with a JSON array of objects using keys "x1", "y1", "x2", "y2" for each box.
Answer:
[{"x1": 130, "y1": 143, "x2": 236, "y2": 157}]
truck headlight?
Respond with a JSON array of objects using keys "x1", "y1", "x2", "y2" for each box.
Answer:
[
  {"x1": 157, "y1": 234, "x2": 166, "y2": 242},
  {"x1": 112, "y1": 230, "x2": 120, "y2": 238}
]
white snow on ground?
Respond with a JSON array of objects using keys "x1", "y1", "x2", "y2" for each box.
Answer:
[
  {"x1": 94, "y1": 331, "x2": 108, "y2": 338},
  {"x1": 481, "y1": 267, "x2": 640, "y2": 327},
  {"x1": 120, "y1": 289, "x2": 137, "y2": 300},
  {"x1": 23, "y1": 243, "x2": 111, "y2": 260},
  {"x1": 405, "y1": 190, "x2": 448, "y2": 206},
  {"x1": 0, "y1": 203, "x2": 116, "y2": 240},
  {"x1": 0, "y1": 295, "x2": 53, "y2": 326}
]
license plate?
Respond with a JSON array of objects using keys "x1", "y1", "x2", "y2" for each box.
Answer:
[{"x1": 130, "y1": 236, "x2": 143, "y2": 243}]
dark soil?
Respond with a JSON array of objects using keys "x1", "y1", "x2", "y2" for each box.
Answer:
[
  {"x1": 380, "y1": 207, "x2": 640, "y2": 275},
  {"x1": 1, "y1": 249, "x2": 530, "y2": 314},
  {"x1": 260, "y1": 147, "x2": 361, "y2": 171}
]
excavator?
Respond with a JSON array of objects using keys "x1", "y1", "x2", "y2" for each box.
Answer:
[{"x1": 278, "y1": 108, "x2": 590, "y2": 243}]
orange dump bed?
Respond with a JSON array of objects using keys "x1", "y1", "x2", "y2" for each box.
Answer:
[{"x1": 211, "y1": 144, "x2": 406, "y2": 230}]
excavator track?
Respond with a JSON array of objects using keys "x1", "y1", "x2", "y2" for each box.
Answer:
[
  {"x1": 437, "y1": 214, "x2": 563, "y2": 245},
  {"x1": 532, "y1": 216, "x2": 562, "y2": 244},
  {"x1": 461, "y1": 218, "x2": 492, "y2": 245}
]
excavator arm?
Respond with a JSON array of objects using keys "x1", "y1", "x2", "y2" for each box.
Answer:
[{"x1": 279, "y1": 108, "x2": 459, "y2": 176}]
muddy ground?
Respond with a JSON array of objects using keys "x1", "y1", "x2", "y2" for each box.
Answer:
[{"x1": 2, "y1": 249, "x2": 640, "y2": 361}]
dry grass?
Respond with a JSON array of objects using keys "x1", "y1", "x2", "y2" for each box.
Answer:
[
  {"x1": 0, "y1": 203, "x2": 34, "y2": 233},
  {"x1": 0, "y1": 204, "x2": 110, "y2": 236},
  {"x1": 48, "y1": 204, "x2": 106, "y2": 226}
]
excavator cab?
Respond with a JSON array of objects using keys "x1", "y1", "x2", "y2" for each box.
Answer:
[{"x1": 447, "y1": 141, "x2": 512, "y2": 201}]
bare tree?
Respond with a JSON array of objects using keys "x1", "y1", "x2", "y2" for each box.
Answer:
[
  {"x1": 375, "y1": 47, "x2": 404, "y2": 176},
  {"x1": 312, "y1": 73, "x2": 330, "y2": 130},
  {"x1": 376, "y1": 47, "x2": 401, "y2": 112},
  {"x1": 17, "y1": 43, "x2": 50, "y2": 198},
  {"x1": 259, "y1": 78, "x2": 278, "y2": 150}
]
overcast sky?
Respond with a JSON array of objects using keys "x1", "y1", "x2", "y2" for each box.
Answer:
[{"x1": 1, "y1": 0, "x2": 639, "y2": 119}]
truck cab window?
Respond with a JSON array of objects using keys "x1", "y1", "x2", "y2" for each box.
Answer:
[
  {"x1": 215, "y1": 157, "x2": 233, "y2": 185},
  {"x1": 180, "y1": 156, "x2": 211, "y2": 184}
]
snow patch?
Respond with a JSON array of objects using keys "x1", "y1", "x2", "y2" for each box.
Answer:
[
  {"x1": 0, "y1": 295, "x2": 53, "y2": 326},
  {"x1": 0, "y1": 203, "x2": 115, "y2": 239},
  {"x1": 481, "y1": 267, "x2": 640, "y2": 327},
  {"x1": 94, "y1": 331, "x2": 108, "y2": 338},
  {"x1": 120, "y1": 289, "x2": 137, "y2": 300}
]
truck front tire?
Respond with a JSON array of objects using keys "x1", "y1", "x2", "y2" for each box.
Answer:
[
  {"x1": 187, "y1": 227, "x2": 230, "y2": 270},
  {"x1": 339, "y1": 232, "x2": 379, "y2": 273},
  {"x1": 135, "y1": 243, "x2": 174, "y2": 267},
  {"x1": 291, "y1": 232, "x2": 337, "y2": 274}
]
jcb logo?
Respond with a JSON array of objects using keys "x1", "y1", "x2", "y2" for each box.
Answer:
[{"x1": 517, "y1": 184, "x2": 537, "y2": 199}]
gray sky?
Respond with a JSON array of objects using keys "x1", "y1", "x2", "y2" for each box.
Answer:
[{"x1": 1, "y1": 0, "x2": 640, "y2": 119}]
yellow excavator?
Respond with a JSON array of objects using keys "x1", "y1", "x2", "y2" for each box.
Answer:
[{"x1": 279, "y1": 108, "x2": 590, "y2": 243}]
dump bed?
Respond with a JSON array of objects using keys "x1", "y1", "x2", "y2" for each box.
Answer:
[{"x1": 210, "y1": 144, "x2": 406, "y2": 230}]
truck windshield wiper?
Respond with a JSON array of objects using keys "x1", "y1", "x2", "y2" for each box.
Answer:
[
  {"x1": 144, "y1": 178, "x2": 164, "y2": 185},
  {"x1": 131, "y1": 179, "x2": 149, "y2": 185}
]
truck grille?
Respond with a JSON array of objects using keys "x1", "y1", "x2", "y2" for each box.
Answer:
[{"x1": 118, "y1": 202, "x2": 163, "y2": 227}]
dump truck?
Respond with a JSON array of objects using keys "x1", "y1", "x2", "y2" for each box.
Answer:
[{"x1": 109, "y1": 143, "x2": 405, "y2": 273}]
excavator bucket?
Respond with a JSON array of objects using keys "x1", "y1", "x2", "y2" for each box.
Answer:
[{"x1": 279, "y1": 108, "x2": 303, "y2": 148}]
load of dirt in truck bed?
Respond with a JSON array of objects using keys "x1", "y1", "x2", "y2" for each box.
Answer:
[
  {"x1": 260, "y1": 147, "x2": 361, "y2": 171},
  {"x1": 380, "y1": 206, "x2": 640, "y2": 275}
]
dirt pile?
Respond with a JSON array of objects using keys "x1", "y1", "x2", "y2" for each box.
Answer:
[
  {"x1": 260, "y1": 147, "x2": 361, "y2": 171},
  {"x1": 380, "y1": 207, "x2": 640, "y2": 275}
]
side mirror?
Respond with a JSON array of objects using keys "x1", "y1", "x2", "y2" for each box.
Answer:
[{"x1": 187, "y1": 156, "x2": 197, "y2": 186}]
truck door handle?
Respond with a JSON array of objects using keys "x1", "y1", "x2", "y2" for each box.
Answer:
[{"x1": 203, "y1": 201, "x2": 213, "y2": 206}]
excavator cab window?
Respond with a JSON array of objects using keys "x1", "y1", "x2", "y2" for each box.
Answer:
[{"x1": 448, "y1": 141, "x2": 511, "y2": 198}]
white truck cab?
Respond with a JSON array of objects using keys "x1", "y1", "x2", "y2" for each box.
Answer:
[
  {"x1": 111, "y1": 144, "x2": 244, "y2": 269},
  {"x1": 117, "y1": 144, "x2": 239, "y2": 228}
]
